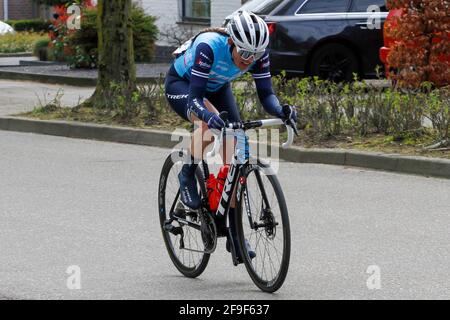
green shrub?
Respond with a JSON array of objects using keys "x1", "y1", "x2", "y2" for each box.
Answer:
[
  {"x1": 424, "y1": 88, "x2": 450, "y2": 142},
  {"x1": 6, "y1": 19, "x2": 51, "y2": 32},
  {"x1": 135, "y1": 75, "x2": 449, "y2": 146},
  {"x1": 33, "y1": 38, "x2": 51, "y2": 60},
  {"x1": 27, "y1": 70, "x2": 450, "y2": 147},
  {"x1": 0, "y1": 32, "x2": 49, "y2": 54},
  {"x1": 64, "y1": 3, "x2": 158, "y2": 68},
  {"x1": 132, "y1": 4, "x2": 159, "y2": 62},
  {"x1": 66, "y1": 8, "x2": 98, "y2": 68},
  {"x1": 232, "y1": 74, "x2": 450, "y2": 144}
]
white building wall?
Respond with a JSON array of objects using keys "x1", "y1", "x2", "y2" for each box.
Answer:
[
  {"x1": 211, "y1": 0, "x2": 242, "y2": 27},
  {"x1": 138, "y1": 0, "x2": 243, "y2": 46},
  {"x1": 138, "y1": 0, "x2": 199, "y2": 46}
]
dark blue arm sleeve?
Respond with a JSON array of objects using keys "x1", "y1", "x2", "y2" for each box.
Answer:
[
  {"x1": 187, "y1": 43, "x2": 214, "y2": 122},
  {"x1": 250, "y1": 53, "x2": 283, "y2": 118}
]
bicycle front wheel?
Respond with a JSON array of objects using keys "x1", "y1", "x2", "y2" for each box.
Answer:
[{"x1": 236, "y1": 161, "x2": 291, "y2": 292}]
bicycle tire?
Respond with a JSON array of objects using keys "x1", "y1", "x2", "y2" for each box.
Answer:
[
  {"x1": 235, "y1": 160, "x2": 291, "y2": 292},
  {"x1": 158, "y1": 151, "x2": 210, "y2": 278}
]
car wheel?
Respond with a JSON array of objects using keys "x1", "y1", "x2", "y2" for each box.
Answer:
[{"x1": 309, "y1": 43, "x2": 359, "y2": 82}]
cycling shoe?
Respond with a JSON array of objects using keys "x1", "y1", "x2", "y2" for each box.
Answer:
[
  {"x1": 226, "y1": 236, "x2": 256, "y2": 262},
  {"x1": 178, "y1": 163, "x2": 201, "y2": 210}
]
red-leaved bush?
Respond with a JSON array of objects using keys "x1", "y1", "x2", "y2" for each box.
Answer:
[{"x1": 385, "y1": 0, "x2": 449, "y2": 88}]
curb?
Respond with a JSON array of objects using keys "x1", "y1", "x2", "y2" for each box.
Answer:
[
  {"x1": 1, "y1": 116, "x2": 449, "y2": 179},
  {"x1": 0, "y1": 70, "x2": 160, "y2": 87},
  {"x1": 19, "y1": 61, "x2": 67, "y2": 67},
  {"x1": 0, "y1": 53, "x2": 33, "y2": 58}
]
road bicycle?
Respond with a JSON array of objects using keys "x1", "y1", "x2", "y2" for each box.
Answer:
[{"x1": 158, "y1": 107, "x2": 297, "y2": 292}]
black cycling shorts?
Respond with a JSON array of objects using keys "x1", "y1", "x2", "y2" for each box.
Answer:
[{"x1": 164, "y1": 65, "x2": 241, "y2": 123}]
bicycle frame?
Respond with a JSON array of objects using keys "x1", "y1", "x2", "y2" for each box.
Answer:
[
  {"x1": 167, "y1": 118, "x2": 294, "y2": 260},
  {"x1": 215, "y1": 155, "x2": 241, "y2": 218},
  {"x1": 210, "y1": 118, "x2": 294, "y2": 218}
]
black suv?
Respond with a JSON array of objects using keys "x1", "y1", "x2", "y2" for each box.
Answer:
[{"x1": 243, "y1": 0, "x2": 388, "y2": 81}]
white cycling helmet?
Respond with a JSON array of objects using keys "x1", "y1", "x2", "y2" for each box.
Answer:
[{"x1": 226, "y1": 11, "x2": 269, "y2": 60}]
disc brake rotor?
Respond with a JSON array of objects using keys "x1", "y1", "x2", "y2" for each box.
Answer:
[{"x1": 262, "y1": 208, "x2": 277, "y2": 240}]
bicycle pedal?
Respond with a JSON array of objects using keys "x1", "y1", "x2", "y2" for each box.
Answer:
[
  {"x1": 173, "y1": 202, "x2": 187, "y2": 218},
  {"x1": 164, "y1": 222, "x2": 183, "y2": 236}
]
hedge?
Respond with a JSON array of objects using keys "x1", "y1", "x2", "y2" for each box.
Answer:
[
  {"x1": 5, "y1": 20, "x2": 51, "y2": 32},
  {"x1": 0, "y1": 32, "x2": 49, "y2": 54}
]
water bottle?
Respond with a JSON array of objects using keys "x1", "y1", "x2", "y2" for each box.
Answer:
[{"x1": 207, "y1": 165, "x2": 230, "y2": 212}]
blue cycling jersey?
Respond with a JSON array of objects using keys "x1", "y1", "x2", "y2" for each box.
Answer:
[
  {"x1": 174, "y1": 32, "x2": 251, "y2": 93},
  {"x1": 171, "y1": 31, "x2": 283, "y2": 124}
]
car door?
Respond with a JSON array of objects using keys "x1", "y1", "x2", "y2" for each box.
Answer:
[
  {"x1": 346, "y1": 0, "x2": 389, "y2": 77},
  {"x1": 267, "y1": 0, "x2": 352, "y2": 76}
]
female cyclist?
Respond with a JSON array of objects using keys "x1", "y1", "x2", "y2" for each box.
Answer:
[{"x1": 164, "y1": 11, "x2": 297, "y2": 263}]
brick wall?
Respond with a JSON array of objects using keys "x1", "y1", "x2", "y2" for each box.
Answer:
[
  {"x1": 0, "y1": 0, "x2": 4, "y2": 21},
  {"x1": 8, "y1": 0, "x2": 35, "y2": 20},
  {"x1": 0, "y1": 0, "x2": 37, "y2": 20}
]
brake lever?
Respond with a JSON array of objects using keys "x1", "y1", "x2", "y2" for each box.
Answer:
[
  {"x1": 282, "y1": 105, "x2": 299, "y2": 137},
  {"x1": 289, "y1": 119, "x2": 299, "y2": 137}
]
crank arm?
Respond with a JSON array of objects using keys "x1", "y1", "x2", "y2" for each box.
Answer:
[
  {"x1": 253, "y1": 222, "x2": 279, "y2": 230},
  {"x1": 173, "y1": 216, "x2": 202, "y2": 231},
  {"x1": 179, "y1": 246, "x2": 215, "y2": 255}
]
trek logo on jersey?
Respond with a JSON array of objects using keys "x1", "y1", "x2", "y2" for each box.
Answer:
[
  {"x1": 192, "y1": 98, "x2": 205, "y2": 112},
  {"x1": 199, "y1": 51, "x2": 212, "y2": 62},
  {"x1": 166, "y1": 94, "x2": 189, "y2": 100}
]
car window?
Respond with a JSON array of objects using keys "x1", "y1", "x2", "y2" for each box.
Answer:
[
  {"x1": 298, "y1": 0, "x2": 350, "y2": 14},
  {"x1": 253, "y1": 0, "x2": 285, "y2": 15},
  {"x1": 350, "y1": 0, "x2": 388, "y2": 12}
]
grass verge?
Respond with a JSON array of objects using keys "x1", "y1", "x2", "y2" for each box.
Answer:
[{"x1": 20, "y1": 105, "x2": 450, "y2": 160}]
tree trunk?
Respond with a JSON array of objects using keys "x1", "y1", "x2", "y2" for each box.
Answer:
[{"x1": 87, "y1": 0, "x2": 136, "y2": 113}]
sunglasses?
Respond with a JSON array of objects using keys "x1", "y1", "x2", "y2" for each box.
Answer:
[{"x1": 236, "y1": 47, "x2": 265, "y2": 61}]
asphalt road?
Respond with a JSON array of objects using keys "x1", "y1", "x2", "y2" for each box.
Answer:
[{"x1": 1, "y1": 131, "x2": 449, "y2": 300}]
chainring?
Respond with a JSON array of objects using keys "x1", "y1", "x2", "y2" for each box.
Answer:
[{"x1": 200, "y1": 212, "x2": 218, "y2": 253}]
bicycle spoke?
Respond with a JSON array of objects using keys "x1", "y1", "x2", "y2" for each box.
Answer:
[
  {"x1": 260, "y1": 232, "x2": 268, "y2": 281},
  {"x1": 260, "y1": 233, "x2": 279, "y2": 279},
  {"x1": 240, "y1": 166, "x2": 288, "y2": 286},
  {"x1": 161, "y1": 158, "x2": 207, "y2": 272}
]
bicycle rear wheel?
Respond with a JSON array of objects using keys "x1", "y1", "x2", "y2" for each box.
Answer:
[
  {"x1": 158, "y1": 151, "x2": 210, "y2": 278},
  {"x1": 236, "y1": 161, "x2": 291, "y2": 292}
]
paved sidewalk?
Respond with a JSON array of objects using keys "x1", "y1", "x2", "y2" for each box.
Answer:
[
  {"x1": 0, "y1": 63, "x2": 170, "y2": 78},
  {"x1": 0, "y1": 80, "x2": 94, "y2": 116},
  {"x1": 0, "y1": 56, "x2": 38, "y2": 67}
]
